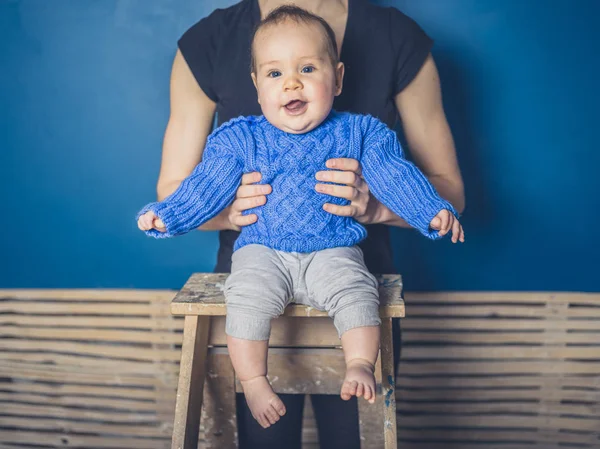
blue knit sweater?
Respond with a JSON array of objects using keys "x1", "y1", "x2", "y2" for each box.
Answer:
[{"x1": 138, "y1": 111, "x2": 457, "y2": 252}]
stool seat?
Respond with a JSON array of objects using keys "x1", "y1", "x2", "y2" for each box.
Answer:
[{"x1": 171, "y1": 273, "x2": 403, "y2": 449}]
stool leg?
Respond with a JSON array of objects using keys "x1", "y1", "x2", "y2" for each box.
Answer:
[
  {"x1": 380, "y1": 318, "x2": 397, "y2": 449},
  {"x1": 358, "y1": 318, "x2": 397, "y2": 448},
  {"x1": 172, "y1": 316, "x2": 211, "y2": 449},
  {"x1": 358, "y1": 352, "x2": 385, "y2": 448},
  {"x1": 202, "y1": 351, "x2": 238, "y2": 448}
]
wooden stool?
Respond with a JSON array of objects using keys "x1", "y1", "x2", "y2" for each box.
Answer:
[{"x1": 170, "y1": 273, "x2": 404, "y2": 449}]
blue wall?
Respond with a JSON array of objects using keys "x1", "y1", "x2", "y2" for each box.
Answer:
[{"x1": 1, "y1": 0, "x2": 598, "y2": 291}]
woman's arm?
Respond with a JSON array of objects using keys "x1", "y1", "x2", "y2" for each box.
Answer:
[
  {"x1": 318, "y1": 54, "x2": 465, "y2": 228},
  {"x1": 392, "y1": 54, "x2": 465, "y2": 216},
  {"x1": 157, "y1": 50, "x2": 271, "y2": 231}
]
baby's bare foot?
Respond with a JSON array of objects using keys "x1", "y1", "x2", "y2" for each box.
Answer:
[
  {"x1": 240, "y1": 376, "x2": 286, "y2": 428},
  {"x1": 341, "y1": 358, "x2": 376, "y2": 404}
]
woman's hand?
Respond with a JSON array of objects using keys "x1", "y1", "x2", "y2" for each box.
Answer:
[
  {"x1": 315, "y1": 158, "x2": 382, "y2": 225},
  {"x1": 227, "y1": 172, "x2": 272, "y2": 231}
]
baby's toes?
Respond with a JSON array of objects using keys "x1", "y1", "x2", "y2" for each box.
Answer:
[
  {"x1": 269, "y1": 396, "x2": 286, "y2": 416},
  {"x1": 341, "y1": 380, "x2": 356, "y2": 400},
  {"x1": 356, "y1": 383, "x2": 364, "y2": 398},
  {"x1": 265, "y1": 406, "x2": 280, "y2": 425}
]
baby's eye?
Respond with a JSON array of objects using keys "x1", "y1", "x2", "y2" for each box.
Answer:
[
  {"x1": 301, "y1": 66, "x2": 315, "y2": 73},
  {"x1": 268, "y1": 70, "x2": 281, "y2": 78}
]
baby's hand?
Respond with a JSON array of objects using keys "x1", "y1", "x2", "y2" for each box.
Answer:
[
  {"x1": 430, "y1": 210, "x2": 465, "y2": 243},
  {"x1": 137, "y1": 211, "x2": 166, "y2": 233}
]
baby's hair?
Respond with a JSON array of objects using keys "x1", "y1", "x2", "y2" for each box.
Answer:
[{"x1": 250, "y1": 5, "x2": 339, "y2": 73}]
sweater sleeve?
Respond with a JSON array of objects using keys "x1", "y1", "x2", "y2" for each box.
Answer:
[
  {"x1": 136, "y1": 124, "x2": 245, "y2": 238},
  {"x1": 359, "y1": 116, "x2": 458, "y2": 240}
]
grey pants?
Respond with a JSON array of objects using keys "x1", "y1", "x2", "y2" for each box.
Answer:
[{"x1": 224, "y1": 244, "x2": 381, "y2": 340}]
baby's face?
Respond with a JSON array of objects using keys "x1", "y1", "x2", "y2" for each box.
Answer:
[{"x1": 251, "y1": 21, "x2": 344, "y2": 134}]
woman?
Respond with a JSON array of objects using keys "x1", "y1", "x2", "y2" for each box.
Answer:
[{"x1": 157, "y1": 0, "x2": 465, "y2": 447}]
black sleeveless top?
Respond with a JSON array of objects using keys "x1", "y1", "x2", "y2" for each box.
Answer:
[{"x1": 178, "y1": 0, "x2": 433, "y2": 274}]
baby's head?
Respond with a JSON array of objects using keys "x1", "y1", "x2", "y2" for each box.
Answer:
[{"x1": 250, "y1": 6, "x2": 344, "y2": 134}]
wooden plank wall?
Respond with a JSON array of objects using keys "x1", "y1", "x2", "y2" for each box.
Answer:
[
  {"x1": 1, "y1": 290, "x2": 599, "y2": 448},
  {"x1": 399, "y1": 292, "x2": 600, "y2": 449},
  {"x1": 0, "y1": 290, "x2": 180, "y2": 449}
]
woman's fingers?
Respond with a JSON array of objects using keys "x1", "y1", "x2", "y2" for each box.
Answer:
[
  {"x1": 316, "y1": 183, "x2": 359, "y2": 201},
  {"x1": 323, "y1": 203, "x2": 357, "y2": 217},
  {"x1": 325, "y1": 157, "x2": 362, "y2": 175},
  {"x1": 230, "y1": 213, "x2": 258, "y2": 228},
  {"x1": 240, "y1": 171, "x2": 262, "y2": 185},
  {"x1": 231, "y1": 195, "x2": 267, "y2": 213},
  {"x1": 236, "y1": 183, "x2": 272, "y2": 199},
  {"x1": 316, "y1": 169, "x2": 362, "y2": 187},
  {"x1": 315, "y1": 159, "x2": 372, "y2": 221}
]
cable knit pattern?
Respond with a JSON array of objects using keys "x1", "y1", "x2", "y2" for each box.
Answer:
[{"x1": 137, "y1": 112, "x2": 457, "y2": 251}]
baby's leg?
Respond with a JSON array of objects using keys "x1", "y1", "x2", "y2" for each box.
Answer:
[
  {"x1": 304, "y1": 246, "x2": 381, "y2": 403},
  {"x1": 224, "y1": 244, "x2": 292, "y2": 428},
  {"x1": 340, "y1": 325, "x2": 380, "y2": 403},
  {"x1": 227, "y1": 336, "x2": 286, "y2": 428}
]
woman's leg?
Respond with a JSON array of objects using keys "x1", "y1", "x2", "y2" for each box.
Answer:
[
  {"x1": 237, "y1": 393, "x2": 305, "y2": 449},
  {"x1": 311, "y1": 395, "x2": 360, "y2": 449}
]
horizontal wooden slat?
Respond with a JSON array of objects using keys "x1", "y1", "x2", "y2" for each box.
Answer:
[
  {"x1": 405, "y1": 304, "x2": 600, "y2": 318},
  {"x1": 396, "y1": 387, "x2": 599, "y2": 402},
  {"x1": 0, "y1": 289, "x2": 175, "y2": 302},
  {"x1": 209, "y1": 316, "x2": 341, "y2": 347},
  {"x1": 405, "y1": 292, "x2": 600, "y2": 306},
  {"x1": 0, "y1": 352, "x2": 179, "y2": 374},
  {"x1": 398, "y1": 414, "x2": 600, "y2": 432},
  {"x1": 403, "y1": 317, "x2": 600, "y2": 330},
  {"x1": 0, "y1": 325, "x2": 183, "y2": 344},
  {"x1": 0, "y1": 429, "x2": 169, "y2": 449},
  {"x1": 0, "y1": 301, "x2": 170, "y2": 315},
  {"x1": 401, "y1": 346, "x2": 600, "y2": 359},
  {"x1": 399, "y1": 442, "x2": 597, "y2": 449},
  {"x1": 2, "y1": 402, "x2": 164, "y2": 425},
  {"x1": 0, "y1": 340, "x2": 181, "y2": 362},
  {"x1": 0, "y1": 391, "x2": 171, "y2": 413},
  {"x1": 0, "y1": 314, "x2": 183, "y2": 330},
  {"x1": 397, "y1": 401, "x2": 600, "y2": 417},
  {"x1": 397, "y1": 374, "x2": 600, "y2": 389},
  {"x1": 397, "y1": 429, "x2": 597, "y2": 444},
  {"x1": 402, "y1": 330, "x2": 600, "y2": 344},
  {"x1": 399, "y1": 360, "x2": 600, "y2": 375},
  {"x1": 0, "y1": 360, "x2": 176, "y2": 386}
]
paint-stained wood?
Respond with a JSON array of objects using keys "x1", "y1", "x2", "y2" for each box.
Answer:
[
  {"x1": 209, "y1": 316, "x2": 341, "y2": 347},
  {"x1": 172, "y1": 316, "x2": 210, "y2": 449},
  {"x1": 171, "y1": 273, "x2": 404, "y2": 317},
  {"x1": 231, "y1": 348, "x2": 347, "y2": 395},
  {"x1": 202, "y1": 352, "x2": 238, "y2": 449}
]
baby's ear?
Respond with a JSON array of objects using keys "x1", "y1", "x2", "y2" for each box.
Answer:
[
  {"x1": 334, "y1": 62, "x2": 345, "y2": 96},
  {"x1": 250, "y1": 72, "x2": 260, "y2": 104}
]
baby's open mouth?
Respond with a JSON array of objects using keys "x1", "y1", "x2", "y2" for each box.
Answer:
[{"x1": 284, "y1": 100, "x2": 307, "y2": 114}]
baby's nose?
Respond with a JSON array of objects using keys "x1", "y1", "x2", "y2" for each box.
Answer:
[{"x1": 284, "y1": 76, "x2": 302, "y2": 90}]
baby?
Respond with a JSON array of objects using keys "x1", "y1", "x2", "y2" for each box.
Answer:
[{"x1": 138, "y1": 6, "x2": 464, "y2": 429}]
